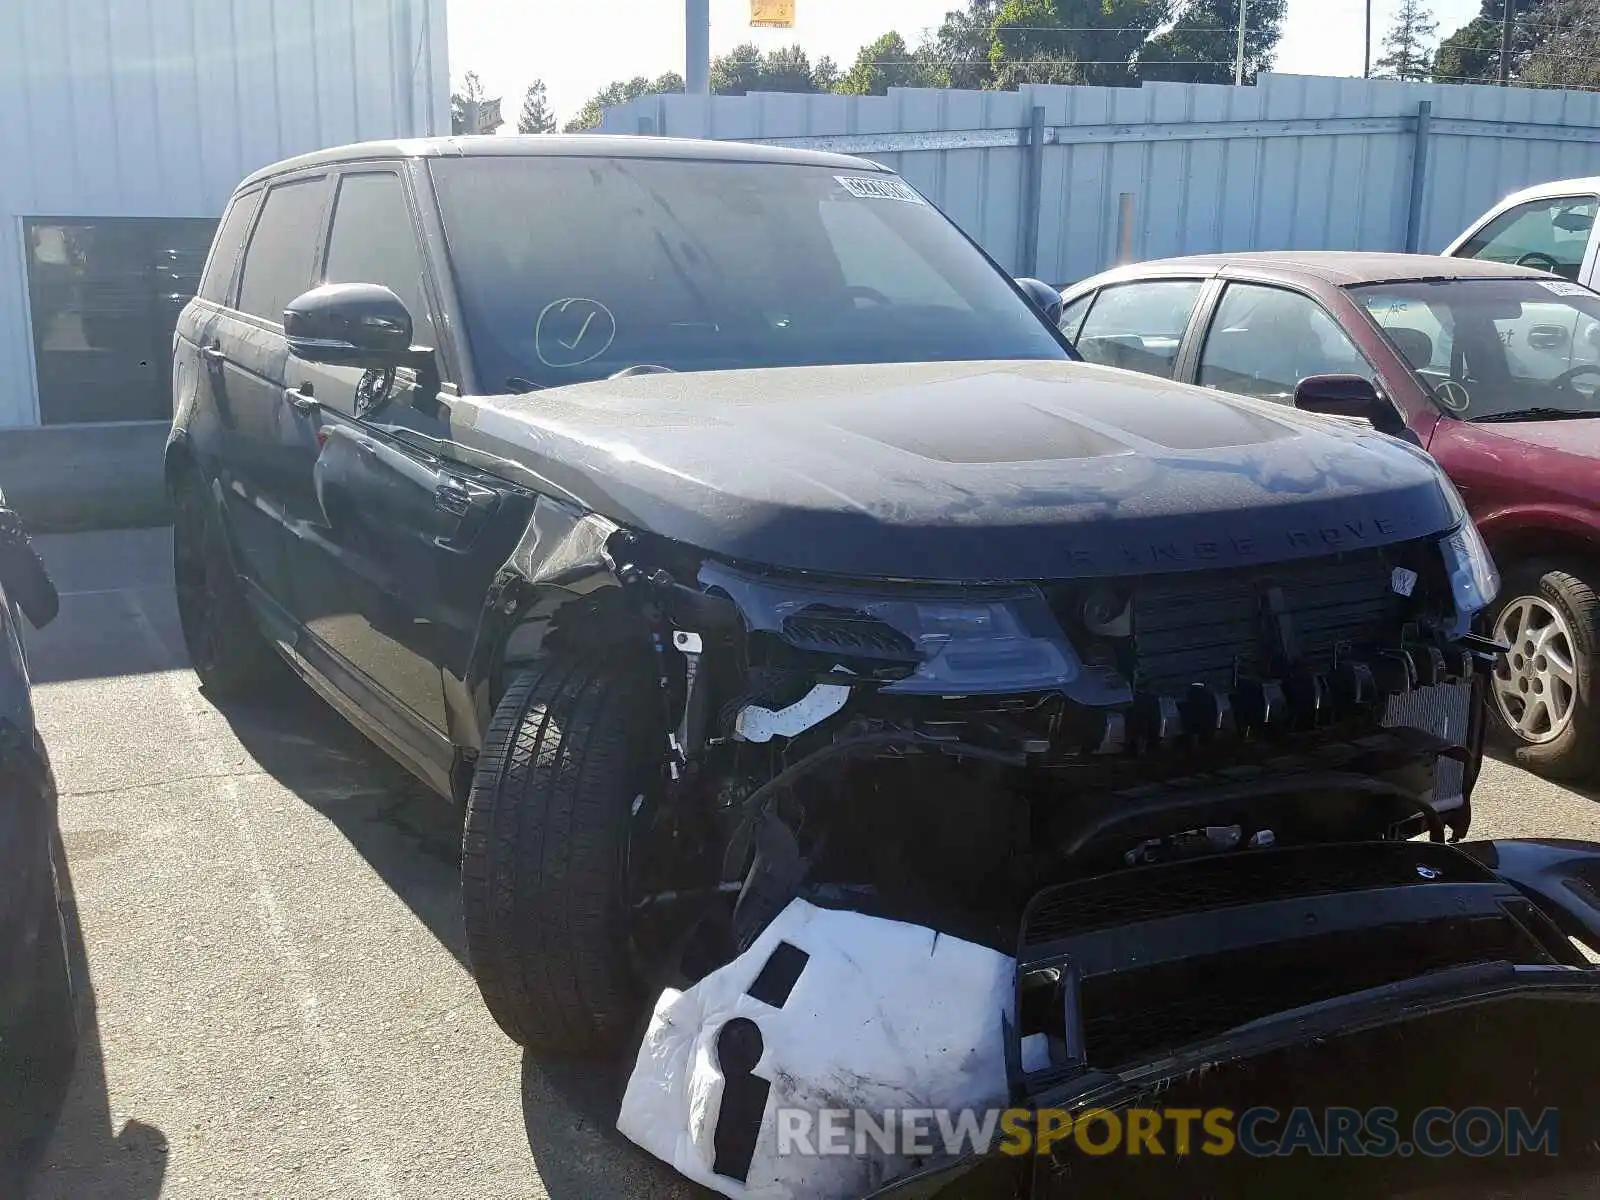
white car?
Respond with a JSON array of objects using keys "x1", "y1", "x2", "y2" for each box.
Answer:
[{"x1": 1446, "y1": 177, "x2": 1600, "y2": 286}]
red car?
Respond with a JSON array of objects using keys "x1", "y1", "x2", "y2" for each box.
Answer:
[{"x1": 1059, "y1": 253, "x2": 1600, "y2": 780}]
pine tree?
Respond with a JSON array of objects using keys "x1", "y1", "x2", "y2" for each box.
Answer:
[
  {"x1": 517, "y1": 81, "x2": 556, "y2": 134},
  {"x1": 1376, "y1": 0, "x2": 1439, "y2": 81}
]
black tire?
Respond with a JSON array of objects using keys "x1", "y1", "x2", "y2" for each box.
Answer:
[
  {"x1": 1486, "y1": 559, "x2": 1600, "y2": 781},
  {"x1": 461, "y1": 651, "x2": 659, "y2": 1054},
  {"x1": 172, "y1": 470, "x2": 284, "y2": 699}
]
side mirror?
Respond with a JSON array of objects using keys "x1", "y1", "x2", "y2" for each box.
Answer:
[
  {"x1": 284, "y1": 283, "x2": 416, "y2": 369},
  {"x1": 1015, "y1": 277, "x2": 1064, "y2": 326},
  {"x1": 1293, "y1": 374, "x2": 1409, "y2": 438}
]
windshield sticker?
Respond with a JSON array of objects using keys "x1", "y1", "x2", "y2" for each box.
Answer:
[
  {"x1": 835, "y1": 175, "x2": 927, "y2": 205},
  {"x1": 1539, "y1": 280, "x2": 1593, "y2": 297},
  {"x1": 535, "y1": 298, "x2": 617, "y2": 369}
]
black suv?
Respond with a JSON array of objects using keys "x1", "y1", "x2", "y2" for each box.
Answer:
[{"x1": 170, "y1": 136, "x2": 1500, "y2": 1056}]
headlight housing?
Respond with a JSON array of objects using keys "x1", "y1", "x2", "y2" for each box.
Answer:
[
  {"x1": 1440, "y1": 520, "x2": 1500, "y2": 636},
  {"x1": 865, "y1": 592, "x2": 1081, "y2": 695},
  {"x1": 697, "y1": 563, "x2": 1081, "y2": 696}
]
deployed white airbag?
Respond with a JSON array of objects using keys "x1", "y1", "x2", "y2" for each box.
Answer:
[{"x1": 616, "y1": 899, "x2": 1014, "y2": 1200}]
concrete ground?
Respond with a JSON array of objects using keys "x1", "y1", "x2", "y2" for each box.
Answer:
[
  {"x1": 17, "y1": 527, "x2": 1600, "y2": 1199},
  {"x1": 21, "y1": 528, "x2": 697, "y2": 1200}
]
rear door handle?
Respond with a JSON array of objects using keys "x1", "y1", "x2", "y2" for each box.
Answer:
[
  {"x1": 283, "y1": 384, "x2": 318, "y2": 414},
  {"x1": 200, "y1": 345, "x2": 225, "y2": 364}
]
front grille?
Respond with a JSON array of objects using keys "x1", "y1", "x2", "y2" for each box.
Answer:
[
  {"x1": 1130, "y1": 549, "x2": 1402, "y2": 694},
  {"x1": 1081, "y1": 918, "x2": 1530, "y2": 1068},
  {"x1": 1022, "y1": 841, "x2": 1495, "y2": 947}
]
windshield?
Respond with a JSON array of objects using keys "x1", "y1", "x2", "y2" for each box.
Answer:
[
  {"x1": 1352, "y1": 277, "x2": 1600, "y2": 421},
  {"x1": 428, "y1": 156, "x2": 1069, "y2": 391}
]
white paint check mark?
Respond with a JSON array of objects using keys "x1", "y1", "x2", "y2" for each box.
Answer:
[{"x1": 560, "y1": 309, "x2": 598, "y2": 350}]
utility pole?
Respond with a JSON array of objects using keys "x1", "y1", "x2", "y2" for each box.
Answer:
[
  {"x1": 1363, "y1": 0, "x2": 1372, "y2": 78},
  {"x1": 1499, "y1": 0, "x2": 1516, "y2": 85},
  {"x1": 1234, "y1": 0, "x2": 1249, "y2": 86},
  {"x1": 686, "y1": 0, "x2": 710, "y2": 95}
]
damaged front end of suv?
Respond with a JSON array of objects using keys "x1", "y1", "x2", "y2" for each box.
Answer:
[{"x1": 456, "y1": 371, "x2": 1505, "y2": 996}]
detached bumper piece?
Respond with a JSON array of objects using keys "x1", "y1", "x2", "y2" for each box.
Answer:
[{"x1": 1010, "y1": 840, "x2": 1584, "y2": 1097}]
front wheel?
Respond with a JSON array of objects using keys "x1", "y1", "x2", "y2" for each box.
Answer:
[
  {"x1": 1488, "y1": 560, "x2": 1600, "y2": 781},
  {"x1": 460, "y1": 651, "x2": 660, "y2": 1055}
]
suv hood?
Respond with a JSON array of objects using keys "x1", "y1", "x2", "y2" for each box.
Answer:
[{"x1": 452, "y1": 361, "x2": 1461, "y2": 580}]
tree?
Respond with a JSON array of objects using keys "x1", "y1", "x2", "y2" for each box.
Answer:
[
  {"x1": 1139, "y1": 0, "x2": 1288, "y2": 85},
  {"x1": 812, "y1": 55, "x2": 843, "y2": 92},
  {"x1": 563, "y1": 72, "x2": 685, "y2": 133},
  {"x1": 914, "y1": 0, "x2": 1005, "y2": 89},
  {"x1": 837, "y1": 31, "x2": 939, "y2": 94},
  {"x1": 710, "y1": 43, "x2": 840, "y2": 94},
  {"x1": 989, "y1": 0, "x2": 1174, "y2": 88},
  {"x1": 516, "y1": 80, "x2": 557, "y2": 134},
  {"x1": 451, "y1": 71, "x2": 492, "y2": 135},
  {"x1": 1520, "y1": 0, "x2": 1600, "y2": 89},
  {"x1": 1433, "y1": 0, "x2": 1554, "y2": 84},
  {"x1": 1374, "y1": 0, "x2": 1438, "y2": 80}
]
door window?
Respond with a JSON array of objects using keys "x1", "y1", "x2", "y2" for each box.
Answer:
[
  {"x1": 322, "y1": 172, "x2": 437, "y2": 346},
  {"x1": 1073, "y1": 281, "x2": 1204, "y2": 379},
  {"x1": 1455, "y1": 195, "x2": 1597, "y2": 282},
  {"x1": 1198, "y1": 284, "x2": 1373, "y2": 403},
  {"x1": 237, "y1": 177, "x2": 329, "y2": 324}
]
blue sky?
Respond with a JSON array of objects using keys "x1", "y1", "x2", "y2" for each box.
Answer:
[{"x1": 448, "y1": 0, "x2": 1488, "y2": 128}]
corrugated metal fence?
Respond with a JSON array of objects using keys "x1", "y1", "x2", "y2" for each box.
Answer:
[{"x1": 599, "y1": 73, "x2": 1600, "y2": 287}]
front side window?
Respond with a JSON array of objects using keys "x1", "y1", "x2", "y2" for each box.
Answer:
[
  {"x1": 237, "y1": 177, "x2": 329, "y2": 324},
  {"x1": 1355, "y1": 278, "x2": 1600, "y2": 421},
  {"x1": 1072, "y1": 281, "x2": 1204, "y2": 380},
  {"x1": 428, "y1": 156, "x2": 1068, "y2": 391},
  {"x1": 1057, "y1": 292, "x2": 1094, "y2": 342},
  {"x1": 1198, "y1": 283, "x2": 1372, "y2": 403},
  {"x1": 1455, "y1": 196, "x2": 1597, "y2": 282},
  {"x1": 322, "y1": 171, "x2": 435, "y2": 345},
  {"x1": 199, "y1": 192, "x2": 261, "y2": 305}
]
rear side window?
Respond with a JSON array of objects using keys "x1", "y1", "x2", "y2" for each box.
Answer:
[
  {"x1": 198, "y1": 192, "x2": 261, "y2": 304},
  {"x1": 1074, "y1": 281, "x2": 1204, "y2": 379},
  {"x1": 237, "y1": 177, "x2": 329, "y2": 323},
  {"x1": 1456, "y1": 195, "x2": 1597, "y2": 282},
  {"x1": 322, "y1": 172, "x2": 435, "y2": 345}
]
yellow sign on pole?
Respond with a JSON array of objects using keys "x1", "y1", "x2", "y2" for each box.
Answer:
[{"x1": 751, "y1": 0, "x2": 795, "y2": 28}]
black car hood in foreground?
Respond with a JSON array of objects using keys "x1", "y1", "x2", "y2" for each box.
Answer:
[{"x1": 451, "y1": 361, "x2": 1460, "y2": 581}]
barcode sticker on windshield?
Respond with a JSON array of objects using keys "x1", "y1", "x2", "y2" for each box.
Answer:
[
  {"x1": 835, "y1": 175, "x2": 927, "y2": 204},
  {"x1": 1539, "y1": 279, "x2": 1593, "y2": 297}
]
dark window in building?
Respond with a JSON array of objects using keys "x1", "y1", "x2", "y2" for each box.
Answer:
[
  {"x1": 322, "y1": 172, "x2": 435, "y2": 344},
  {"x1": 25, "y1": 216, "x2": 217, "y2": 425},
  {"x1": 198, "y1": 191, "x2": 262, "y2": 305},
  {"x1": 236, "y1": 176, "x2": 329, "y2": 323}
]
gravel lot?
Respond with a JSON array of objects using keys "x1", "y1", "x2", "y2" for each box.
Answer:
[{"x1": 18, "y1": 528, "x2": 1600, "y2": 1199}]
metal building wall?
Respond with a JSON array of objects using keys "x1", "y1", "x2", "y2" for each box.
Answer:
[
  {"x1": 600, "y1": 73, "x2": 1600, "y2": 290},
  {"x1": 0, "y1": 0, "x2": 449, "y2": 429}
]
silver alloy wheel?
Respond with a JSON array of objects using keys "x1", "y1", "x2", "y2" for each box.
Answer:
[{"x1": 1492, "y1": 594, "x2": 1580, "y2": 744}]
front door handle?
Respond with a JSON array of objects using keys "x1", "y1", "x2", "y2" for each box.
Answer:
[
  {"x1": 283, "y1": 384, "x2": 318, "y2": 414},
  {"x1": 200, "y1": 345, "x2": 225, "y2": 364},
  {"x1": 434, "y1": 478, "x2": 494, "y2": 517}
]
